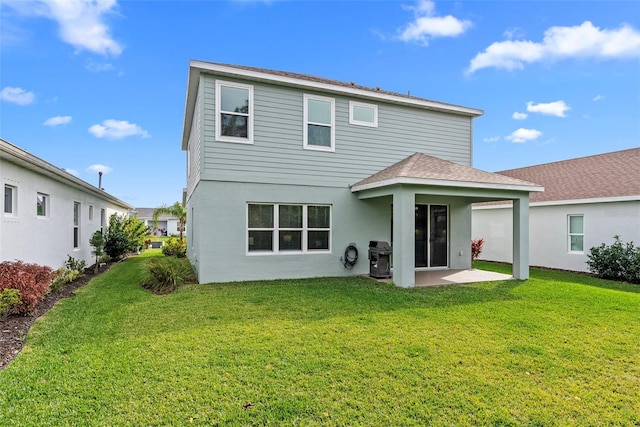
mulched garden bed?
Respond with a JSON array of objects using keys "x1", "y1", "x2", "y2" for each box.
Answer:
[{"x1": 0, "y1": 263, "x2": 112, "y2": 370}]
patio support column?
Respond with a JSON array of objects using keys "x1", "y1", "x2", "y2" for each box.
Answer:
[
  {"x1": 512, "y1": 195, "x2": 530, "y2": 280},
  {"x1": 392, "y1": 186, "x2": 415, "y2": 288}
]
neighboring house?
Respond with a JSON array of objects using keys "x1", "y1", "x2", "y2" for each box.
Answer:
[
  {"x1": 181, "y1": 61, "x2": 542, "y2": 287},
  {"x1": 129, "y1": 208, "x2": 182, "y2": 237},
  {"x1": 472, "y1": 148, "x2": 640, "y2": 272},
  {"x1": 1, "y1": 138, "x2": 132, "y2": 269}
]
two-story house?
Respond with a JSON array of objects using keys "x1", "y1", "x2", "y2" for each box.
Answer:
[{"x1": 181, "y1": 61, "x2": 542, "y2": 287}]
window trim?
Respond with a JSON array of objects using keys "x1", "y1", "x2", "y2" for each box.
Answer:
[
  {"x1": 215, "y1": 80, "x2": 254, "y2": 144},
  {"x1": 4, "y1": 184, "x2": 16, "y2": 216},
  {"x1": 349, "y1": 101, "x2": 378, "y2": 127},
  {"x1": 36, "y1": 192, "x2": 49, "y2": 218},
  {"x1": 247, "y1": 203, "x2": 332, "y2": 255},
  {"x1": 303, "y1": 94, "x2": 335, "y2": 152},
  {"x1": 568, "y1": 214, "x2": 584, "y2": 254}
]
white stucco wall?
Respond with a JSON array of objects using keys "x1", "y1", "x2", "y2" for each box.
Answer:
[
  {"x1": 1, "y1": 160, "x2": 130, "y2": 269},
  {"x1": 472, "y1": 200, "x2": 640, "y2": 272}
]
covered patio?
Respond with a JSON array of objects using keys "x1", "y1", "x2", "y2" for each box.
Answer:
[{"x1": 351, "y1": 153, "x2": 543, "y2": 288}]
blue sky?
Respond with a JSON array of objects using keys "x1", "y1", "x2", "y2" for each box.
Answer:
[{"x1": 1, "y1": 0, "x2": 639, "y2": 208}]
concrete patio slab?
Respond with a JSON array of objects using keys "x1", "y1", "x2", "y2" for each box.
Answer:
[{"x1": 415, "y1": 269, "x2": 514, "y2": 286}]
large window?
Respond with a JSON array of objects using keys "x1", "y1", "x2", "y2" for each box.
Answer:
[
  {"x1": 304, "y1": 94, "x2": 335, "y2": 151},
  {"x1": 349, "y1": 101, "x2": 378, "y2": 127},
  {"x1": 37, "y1": 193, "x2": 48, "y2": 217},
  {"x1": 73, "y1": 202, "x2": 81, "y2": 249},
  {"x1": 215, "y1": 80, "x2": 253, "y2": 144},
  {"x1": 568, "y1": 215, "x2": 584, "y2": 253},
  {"x1": 248, "y1": 203, "x2": 331, "y2": 253},
  {"x1": 4, "y1": 185, "x2": 16, "y2": 215}
]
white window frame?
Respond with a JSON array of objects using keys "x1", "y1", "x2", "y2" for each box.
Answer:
[
  {"x1": 4, "y1": 184, "x2": 17, "y2": 216},
  {"x1": 37, "y1": 192, "x2": 49, "y2": 217},
  {"x1": 215, "y1": 80, "x2": 254, "y2": 144},
  {"x1": 568, "y1": 214, "x2": 584, "y2": 253},
  {"x1": 349, "y1": 101, "x2": 378, "y2": 127},
  {"x1": 247, "y1": 203, "x2": 332, "y2": 255},
  {"x1": 303, "y1": 94, "x2": 335, "y2": 152},
  {"x1": 73, "y1": 202, "x2": 81, "y2": 249}
]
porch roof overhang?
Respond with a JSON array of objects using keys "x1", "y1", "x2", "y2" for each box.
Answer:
[{"x1": 350, "y1": 153, "x2": 544, "y2": 199}]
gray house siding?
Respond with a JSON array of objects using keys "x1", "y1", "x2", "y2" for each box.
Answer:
[
  {"x1": 197, "y1": 75, "x2": 472, "y2": 189},
  {"x1": 186, "y1": 78, "x2": 203, "y2": 196}
]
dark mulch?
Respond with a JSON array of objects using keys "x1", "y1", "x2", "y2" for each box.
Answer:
[{"x1": 0, "y1": 263, "x2": 111, "y2": 370}]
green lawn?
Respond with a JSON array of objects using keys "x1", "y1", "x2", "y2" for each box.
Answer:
[{"x1": 1, "y1": 257, "x2": 639, "y2": 426}]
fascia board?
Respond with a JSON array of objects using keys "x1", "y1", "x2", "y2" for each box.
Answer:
[
  {"x1": 0, "y1": 140, "x2": 133, "y2": 210},
  {"x1": 472, "y1": 195, "x2": 640, "y2": 210},
  {"x1": 351, "y1": 177, "x2": 544, "y2": 194}
]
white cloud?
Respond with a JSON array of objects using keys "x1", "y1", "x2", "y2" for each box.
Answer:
[
  {"x1": 505, "y1": 128, "x2": 543, "y2": 143},
  {"x1": 88, "y1": 119, "x2": 150, "y2": 139},
  {"x1": 399, "y1": 0, "x2": 472, "y2": 45},
  {"x1": 65, "y1": 168, "x2": 79, "y2": 176},
  {"x1": 593, "y1": 94, "x2": 605, "y2": 101},
  {"x1": 512, "y1": 112, "x2": 528, "y2": 120},
  {"x1": 87, "y1": 164, "x2": 113, "y2": 174},
  {"x1": 526, "y1": 100, "x2": 570, "y2": 117},
  {"x1": 483, "y1": 136, "x2": 500, "y2": 143},
  {"x1": 5, "y1": 0, "x2": 122, "y2": 56},
  {"x1": 467, "y1": 21, "x2": 640, "y2": 73},
  {"x1": 1, "y1": 86, "x2": 35, "y2": 105},
  {"x1": 43, "y1": 115, "x2": 72, "y2": 126}
]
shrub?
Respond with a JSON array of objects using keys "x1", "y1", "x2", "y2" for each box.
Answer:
[
  {"x1": 64, "y1": 255, "x2": 87, "y2": 272},
  {"x1": 0, "y1": 288, "x2": 21, "y2": 320},
  {"x1": 51, "y1": 267, "x2": 83, "y2": 292},
  {"x1": 104, "y1": 214, "x2": 150, "y2": 259},
  {"x1": 161, "y1": 236, "x2": 187, "y2": 258},
  {"x1": 0, "y1": 261, "x2": 56, "y2": 315},
  {"x1": 587, "y1": 236, "x2": 640, "y2": 284},
  {"x1": 140, "y1": 257, "x2": 196, "y2": 294},
  {"x1": 471, "y1": 238, "x2": 485, "y2": 261}
]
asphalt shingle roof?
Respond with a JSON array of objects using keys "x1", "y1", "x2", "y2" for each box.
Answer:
[
  {"x1": 352, "y1": 153, "x2": 541, "y2": 190},
  {"x1": 497, "y1": 148, "x2": 640, "y2": 203}
]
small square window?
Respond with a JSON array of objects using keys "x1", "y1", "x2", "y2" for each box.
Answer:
[
  {"x1": 37, "y1": 193, "x2": 48, "y2": 217},
  {"x1": 349, "y1": 101, "x2": 378, "y2": 127}
]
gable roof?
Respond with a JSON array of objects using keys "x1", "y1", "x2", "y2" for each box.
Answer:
[
  {"x1": 351, "y1": 153, "x2": 543, "y2": 193},
  {"x1": 0, "y1": 138, "x2": 133, "y2": 210},
  {"x1": 497, "y1": 148, "x2": 640, "y2": 203},
  {"x1": 182, "y1": 61, "x2": 483, "y2": 150}
]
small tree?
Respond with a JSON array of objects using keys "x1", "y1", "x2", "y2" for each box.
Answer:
[
  {"x1": 153, "y1": 202, "x2": 187, "y2": 240},
  {"x1": 103, "y1": 213, "x2": 150, "y2": 259},
  {"x1": 90, "y1": 230, "x2": 105, "y2": 273}
]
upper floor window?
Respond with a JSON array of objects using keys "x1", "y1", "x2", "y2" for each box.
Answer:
[
  {"x1": 304, "y1": 94, "x2": 335, "y2": 152},
  {"x1": 37, "y1": 193, "x2": 48, "y2": 217},
  {"x1": 349, "y1": 101, "x2": 378, "y2": 127},
  {"x1": 568, "y1": 215, "x2": 584, "y2": 253},
  {"x1": 215, "y1": 80, "x2": 253, "y2": 144},
  {"x1": 89, "y1": 205, "x2": 94, "y2": 222},
  {"x1": 4, "y1": 184, "x2": 16, "y2": 215}
]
